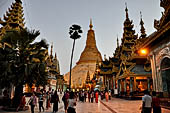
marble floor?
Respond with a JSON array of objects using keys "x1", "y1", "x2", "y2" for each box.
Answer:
[{"x1": 1, "y1": 95, "x2": 170, "y2": 113}]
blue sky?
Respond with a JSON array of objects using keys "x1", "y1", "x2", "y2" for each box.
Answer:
[{"x1": 0, "y1": 0, "x2": 163, "y2": 74}]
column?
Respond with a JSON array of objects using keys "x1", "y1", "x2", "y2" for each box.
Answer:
[
  {"x1": 119, "y1": 80, "x2": 122, "y2": 95},
  {"x1": 150, "y1": 55, "x2": 156, "y2": 91},
  {"x1": 117, "y1": 80, "x2": 120, "y2": 95},
  {"x1": 134, "y1": 77, "x2": 136, "y2": 91},
  {"x1": 124, "y1": 79, "x2": 127, "y2": 95},
  {"x1": 147, "y1": 77, "x2": 150, "y2": 91},
  {"x1": 130, "y1": 77, "x2": 133, "y2": 95}
]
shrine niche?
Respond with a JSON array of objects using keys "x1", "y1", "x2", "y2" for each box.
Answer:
[{"x1": 160, "y1": 57, "x2": 170, "y2": 97}]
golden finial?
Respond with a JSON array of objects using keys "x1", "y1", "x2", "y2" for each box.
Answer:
[
  {"x1": 140, "y1": 11, "x2": 144, "y2": 26},
  {"x1": 125, "y1": 2, "x2": 129, "y2": 19},
  {"x1": 50, "y1": 42, "x2": 53, "y2": 57},
  {"x1": 89, "y1": 18, "x2": 93, "y2": 30},
  {"x1": 117, "y1": 35, "x2": 119, "y2": 47},
  {"x1": 140, "y1": 11, "x2": 146, "y2": 38},
  {"x1": 55, "y1": 52, "x2": 57, "y2": 59}
]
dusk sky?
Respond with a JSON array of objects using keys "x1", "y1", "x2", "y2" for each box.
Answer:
[{"x1": 0, "y1": 0, "x2": 163, "y2": 75}]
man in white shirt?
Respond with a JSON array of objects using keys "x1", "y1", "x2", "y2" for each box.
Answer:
[{"x1": 142, "y1": 90, "x2": 152, "y2": 113}]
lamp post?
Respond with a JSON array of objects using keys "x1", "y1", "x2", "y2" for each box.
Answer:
[{"x1": 69, "y1": 24, "x2": 83, "y2": 91}]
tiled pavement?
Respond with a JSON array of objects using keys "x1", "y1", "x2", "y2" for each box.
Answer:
[{"x1": 1, "y1": 96, "x2": 170, "y2": 113}]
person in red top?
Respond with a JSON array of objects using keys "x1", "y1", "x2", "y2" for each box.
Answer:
[
  {"x1": 152, "y1": 91, "x2": 161, "y2": 113},
  {"x1": 95, "y1": 91, "x2": 99, "y2": 103}
]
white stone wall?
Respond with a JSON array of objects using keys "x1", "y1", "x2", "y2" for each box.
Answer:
[{"x1": 149, "y1": 42, "x2": 170, "y2": 92}]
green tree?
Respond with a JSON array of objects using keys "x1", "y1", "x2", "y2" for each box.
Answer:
[
  {"x1": 69, "y1": 24, "x2": 83, "y2": 90},
  {"x1": 0, "y1": 28, "x2": 49, "y2": 107}
]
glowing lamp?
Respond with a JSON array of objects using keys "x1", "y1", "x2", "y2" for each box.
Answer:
[{"x1": 139, "y1": 48, "x2": 148, "y2": 55}]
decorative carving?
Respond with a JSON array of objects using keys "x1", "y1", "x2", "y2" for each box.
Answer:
[{"x1": 154, "y1": 19, "x2": 160, "y2": 30}]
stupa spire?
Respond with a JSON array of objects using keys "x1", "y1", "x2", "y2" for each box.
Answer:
[
  {"x1": 125, "y1": 3, "x2": 129, "y2": 19},
  {"x1": 50, "y1": 43, "x2": 53, "y2": 59},
  {"x1": 77, "y1": 20, "x2": 102, "y2": 64},
  {"x1": 89, "y1": 19, "x2": 93, "y2": 30},
  {"x1": 140, "y1": 11, "x2": 146, "y2": 38},
  {"x1": 0, "y1": 0, "x2": 25, "y2": 39},
  {"x1": 117, "y1": 35, "x2": 119, "y2": 47},
  {"x1": 54, "y1": 52, "x2": 57, "y2": 59},
  {"x1": 86, "y1": 69, "x2": 90, "y2": 84}
]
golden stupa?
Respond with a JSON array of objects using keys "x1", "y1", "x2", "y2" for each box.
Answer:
[{"x1": 64, "y1": 20, "x2": 102, "y2": 88}]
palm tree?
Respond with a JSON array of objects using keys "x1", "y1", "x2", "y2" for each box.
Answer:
[
  {"x1": 69, "y1": 24, "x2": 83, "y2": 90},
  {"x1": 0, "y1": 28, "x2": 49, "y2": 107}
]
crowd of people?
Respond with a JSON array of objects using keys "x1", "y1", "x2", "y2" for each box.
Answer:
[
  {"x1": 25, "y1": 89, "x2": 111, "y2": 113},
  {"x1": 1, "y1": 89, "x2": 162, "y2": 113}
]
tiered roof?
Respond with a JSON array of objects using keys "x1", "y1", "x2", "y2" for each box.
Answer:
[
  {"x1": 139, "y1": 0, "x2": 170, "y2": 49},
  {"x1": 0, "y1": 0, "x2": 25, "y2": 40},
  {"x1": 46, "y1": 44, "x2": 60, "y2": 78}
]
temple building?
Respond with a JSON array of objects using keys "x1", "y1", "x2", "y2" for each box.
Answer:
[
  {"x1": 64, "y1": 20, "x2": 102, "y2": 90},
  {"x1": 113, "y1": 6, "x2": 152, "y2": 97},
  {"x1": 139, "y1": 0, "x2": 170, "y2": 107},
  {"x1": 45, "y1": 44, "x2": 61, "y2": 91},
  {"x1": 96, "y1": 55, "x2": 113, "y2": 91},
  {"x1": 97, "y1": 5, "x2": 152, "y2": 97}
]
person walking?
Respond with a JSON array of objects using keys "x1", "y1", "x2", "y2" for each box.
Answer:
[
  {"x1": 141, "y1": 90, "x2": 152, "y2": 113},
  {"x1": 152, "y1": 91, "x2": 161, "y2": 113},
  {"x1": 105, "y1": 91, "x2": 109, "y2": 102},
  {"x1": 28, "y1": 92, "x2": 37, "y2": 113},
  {"x1": 88, "y1": 91, "x2": 91, "y2": 102},
  {"x1": 52, "y1": 91, "x2": 60, "y2": 113},
  {"x1": 91, "y1": 91, "x2": 94, "y2": 103},
  {"x1": 67, "y1": 91, "x2": 76, "y2": 113},
  {"x1": 62, "y1": 91, "x2": 69, "y2": 113},
  {"x1": 38, "y1": 91, "x2": 44, "y2": 112},
  {"x1": 46, "y1": 91, "x2": 51, "y2": 110},
  {"x1": 16, "y1": 93, "x2": 26, "y2": 111},
  {"x1": 95, "y1": 91, "x2": 99, "y2": 103},
  {"x1": 84, "y1": 91, "x2": 87, "y2": 102}
]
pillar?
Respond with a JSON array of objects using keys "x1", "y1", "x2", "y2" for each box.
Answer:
[
  {"x1": 147, "y1": 77, "x2": 151, "y2": 91},
  {"x1": 130, "y1": 77, "x2": 133, "y2": 94},
  {"x1": 134, "y1": 77, "x2": 136, "y2": 91},
  {"x1": 119, "y1": 80, "x2": 122, "y2": 95},
  {"x1": 124, "y1": 79, "x2": 127, "y2": 95},
  {"x1": 117, "y1": 80, "x2": 120, "y2": 94}
]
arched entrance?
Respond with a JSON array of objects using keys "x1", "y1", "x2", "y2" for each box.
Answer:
[{"x1": 161, "y1": 57, "x2": 170, "y2": 97}]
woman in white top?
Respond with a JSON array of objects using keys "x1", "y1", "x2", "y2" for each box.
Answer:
[
  {"x1": 28, "y1": 92, "x2": 37, "y2": 113},
  {"x1": 67, "y1": 91, "x2": 76, "y2": 113}
]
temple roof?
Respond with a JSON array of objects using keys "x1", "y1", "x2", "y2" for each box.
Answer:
[
  {"x1": 0, "y1": 0, "x2": 25, "y2": 39},
  {"x1": 131, "y1": 64, "x2": 151, "y2": 75}
]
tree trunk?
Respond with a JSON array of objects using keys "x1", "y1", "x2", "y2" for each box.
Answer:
[
  {"x1": 12, "y1": 84, "x2": 23, "y2": 108},
  {"x1": 69, "y1": 39, "x2": 76, "y2": 90}
]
